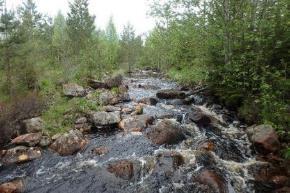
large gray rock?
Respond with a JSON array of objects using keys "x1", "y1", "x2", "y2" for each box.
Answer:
[
  {"x1": 99, "y1": 91, "x2": 117, "y2": 105},
  {"x1": 90, "y1": 111, "x2": 121, "y2": 126},
  {"x1": 87, "y1": 79, "x2": 107, "y2": 89},
  {"x1": 99, "y1": 91, "x2": 130, "y2": 105},
  {"x1": 74, "y1": 117, "x2": 91, "y2": 133},
  {"x1": 105, "y1": 74, "x2": 123, "y2": 88},
  {"x1": 23, "y1": 117, "x2": 44, "y2": 133},
  {"x1": 246, "y1": 124, "x2": 280, "y2": 154},
  {"x1": 50, "y1": 130, "x2": 88, "y2": 156},
  {"x1": 11, "y1": 133, "x2": 42, "y2": 147},
  {"x1": 1, "y1": 146, "x2": 41, "y2": 165},
  {"x1": 39, "y1": 136, "x2": 52, "y2": 147},
  {"x1": 102, "y1": 105, "x2": 121, "y2": 112},
  {"x1": 138, "y1": 97, "x2": 158, "y2": 106},
  {"x1": 118, "y1": 115, "x2": 154, "y2": 132},
  {"x1": 146, "y1": 119, "x2": 185, "y2": 145},
  {"x1": 63, "y1": 83, "x2": 86, "y2": 97},
  {"x1": 88, "y1": 75, "x2": 124, "y2": 89}
]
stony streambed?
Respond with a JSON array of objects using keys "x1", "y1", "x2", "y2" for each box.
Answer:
[{"x1": 0, "y1": 70, "x2": 288, "y2": 193}]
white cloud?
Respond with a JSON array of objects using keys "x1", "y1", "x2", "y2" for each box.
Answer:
[{"x1": 6, "y1": 0, "x2": 155, "y2": 34}]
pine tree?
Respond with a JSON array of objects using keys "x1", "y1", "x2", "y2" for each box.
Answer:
[
  {"x1": 0, "y1": 1, "x2": 19, "y2": 97},
  {"x1": 105, "y1": 16, "x2": 119, "y2": 68},
  {"x1": 17, "y1": 0, "x2": 44, "y2": 90},
  {"x1": 52, "y1": 11, "x2": 67, "y2": 63},
  {"x1": 120, "y1": 23, "x2": 141, "y2": 72},
  {"x1": 66, "y1": 0, "x2": 95, "y2": 55}
]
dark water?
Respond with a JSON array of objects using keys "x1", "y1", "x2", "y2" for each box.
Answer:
[{"x1": 0, "y1": 70, "x2": 267, "y2": 193}]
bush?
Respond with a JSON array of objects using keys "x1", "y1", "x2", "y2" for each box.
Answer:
[{"x1": 0, "y1": 93, "x2": 44, "y2": 145}]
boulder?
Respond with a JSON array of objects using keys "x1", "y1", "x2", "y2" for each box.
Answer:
[
  {"x1": 271, "y1": 176, "x2": 289, "y2": 188},
  {"x1": 11, "y1": 133, "x2": 42, "y2": 147},
  {"x1": 121, "y1": 107, "x2": 134, "y2": 114},
  {"x1": 156, "y1": 89, "x2": 186, "y2": 99},
  {"x1": 51, "y1": 133, "x2": 62, "y2": 141},
  {"x1": 99, "y1": 91, "x2": 116, "y2": 105},
  {"x1": 90, "y1": 111, "x2": 121, "y2": 127},
  {"x1": 1, "y1": 146, "x2": 41, "y2": 165},
  {"x1": 197, "y1": 141, "x2": 215, "y2": 152},
  {"x1": 39, "y1": 136, "x2": 52, "y2": 147},
  {"x1": 23, "y1": 117, "x2": 44, "y2": 133},
  {"x1": 188, "y1": 106, "x2": 220, "y2": 127},
  {"x1": 183, "y1": 95, "x2": 196, "y2": 105},
  {"x1": 63, "y1": 83, "x2": 86, "y2": 97},
  {"x1": 138, "y1": 97, "x2": 158, "y2": 106},
  {"x1": 87, "y1": 79, "x2": 107, "y2": 89},
  {"x1": 0, "y1": 179, "x2": 24, "y2": 193},
  {"x1": 146, "y1": 119, "x2": 185, "y2": 145},
  {"x1": 246, "y1": 125, "x2": 280, "y2": 154},
  {"x1": 75, "y1": 117, "x2": 87, "y2": 124},
  {"x1": 194, "y1": 151, "x2": 216, "y2": 167},
  {"x1": 105, "y1": 74, "x2": 123, "y2": 88},
  {"x1": 132, "y1": 105, "x2": 143, "y2": 115},
  {"x1": 93, "y1": 146, "x2": 109, "y2": 155},
  {"x1": 119, "y1": 115, "x2": 154, "y2": 132},
  {"x1": 275, "y1": 187, "x2": 290, "y2": 193},
  {"x1": 99, "y1": 91, "x2": 130, "y2": 105},
  {"x1": 50, "y1": 130, "x2": 88, "y2": 156},
  {"x1": 74, "y1": 117, "x2": 91, "y2": 133},
  {"x1": 119, "y1": 93, "x2": 130, "y2": 102},
  {"x1": 196, "y1": 170, "x2": 227, "y2": 193},
  {"x1": 107, "y1": 160, "x2": 134, "y2": 180},
  {"x1": 102, "y1": 106, "x2": 121, "y2": 112},
  {"x1": 154, "y1": 151, "x2": 184, "y2": 177},
  {"x1": 157, "y1": 151, "x2": 184, "y2": 170}
]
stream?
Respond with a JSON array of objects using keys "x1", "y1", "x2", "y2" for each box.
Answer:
[{"x1": 0, "y1": 70, "x2": 270, "y2": 193}]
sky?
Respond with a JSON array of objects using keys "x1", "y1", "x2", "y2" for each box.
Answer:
[{"x1": 6, "y1": 0, "x2": 155, "y2": 35}]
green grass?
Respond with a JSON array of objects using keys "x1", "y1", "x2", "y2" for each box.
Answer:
[
  {"x1": 42, "y1": 92, "x2": 100, "y2": 136},
  {"x1": 167, "y1": 65, "x2": 208, "y2": 86}
]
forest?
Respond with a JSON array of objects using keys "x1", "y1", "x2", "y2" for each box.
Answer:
[
  {"x1": 1, "y1": 0, "x2": 288, "y2": 154},
  {"x1": 0, "y1": 0, "x2": 289, "y2": 143}
]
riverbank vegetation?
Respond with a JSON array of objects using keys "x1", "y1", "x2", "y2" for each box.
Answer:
[
  {"x1": 144, "y1": 0, "x2": 290, "y2": 151},
  {"x1": 0, "y1": 0, "x2": 289, "y2": 155}
]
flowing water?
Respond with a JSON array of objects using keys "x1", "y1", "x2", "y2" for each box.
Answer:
[{"x1": 0, "y1": 70, "x2": 267, "y2": 193}]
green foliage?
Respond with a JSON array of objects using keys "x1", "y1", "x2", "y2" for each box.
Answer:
[
  {"x1": 104, "y1": 16, "x2": 119, "y2": 68},
  {"x1": 42, "y1": 94, "x2": 100, "y2": 135},
  {"x1": 168, "y1": 64, "x2": 208, "y2": 86},
  {"x1": 66, "y1": 0, "x2": 95, "y2": 55},
  {"x1": 147, "y1": 0, "x2": 290, "y2": 154},
  {"x1": 52, "y1": 11, "x2": 67, "y2": 63},
  {"x1": 119, "y1": 23, "x2": 143, "y2": 71},
  {"x1": 284, "y1": 148, "x2": 290, "y2": 160}
]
